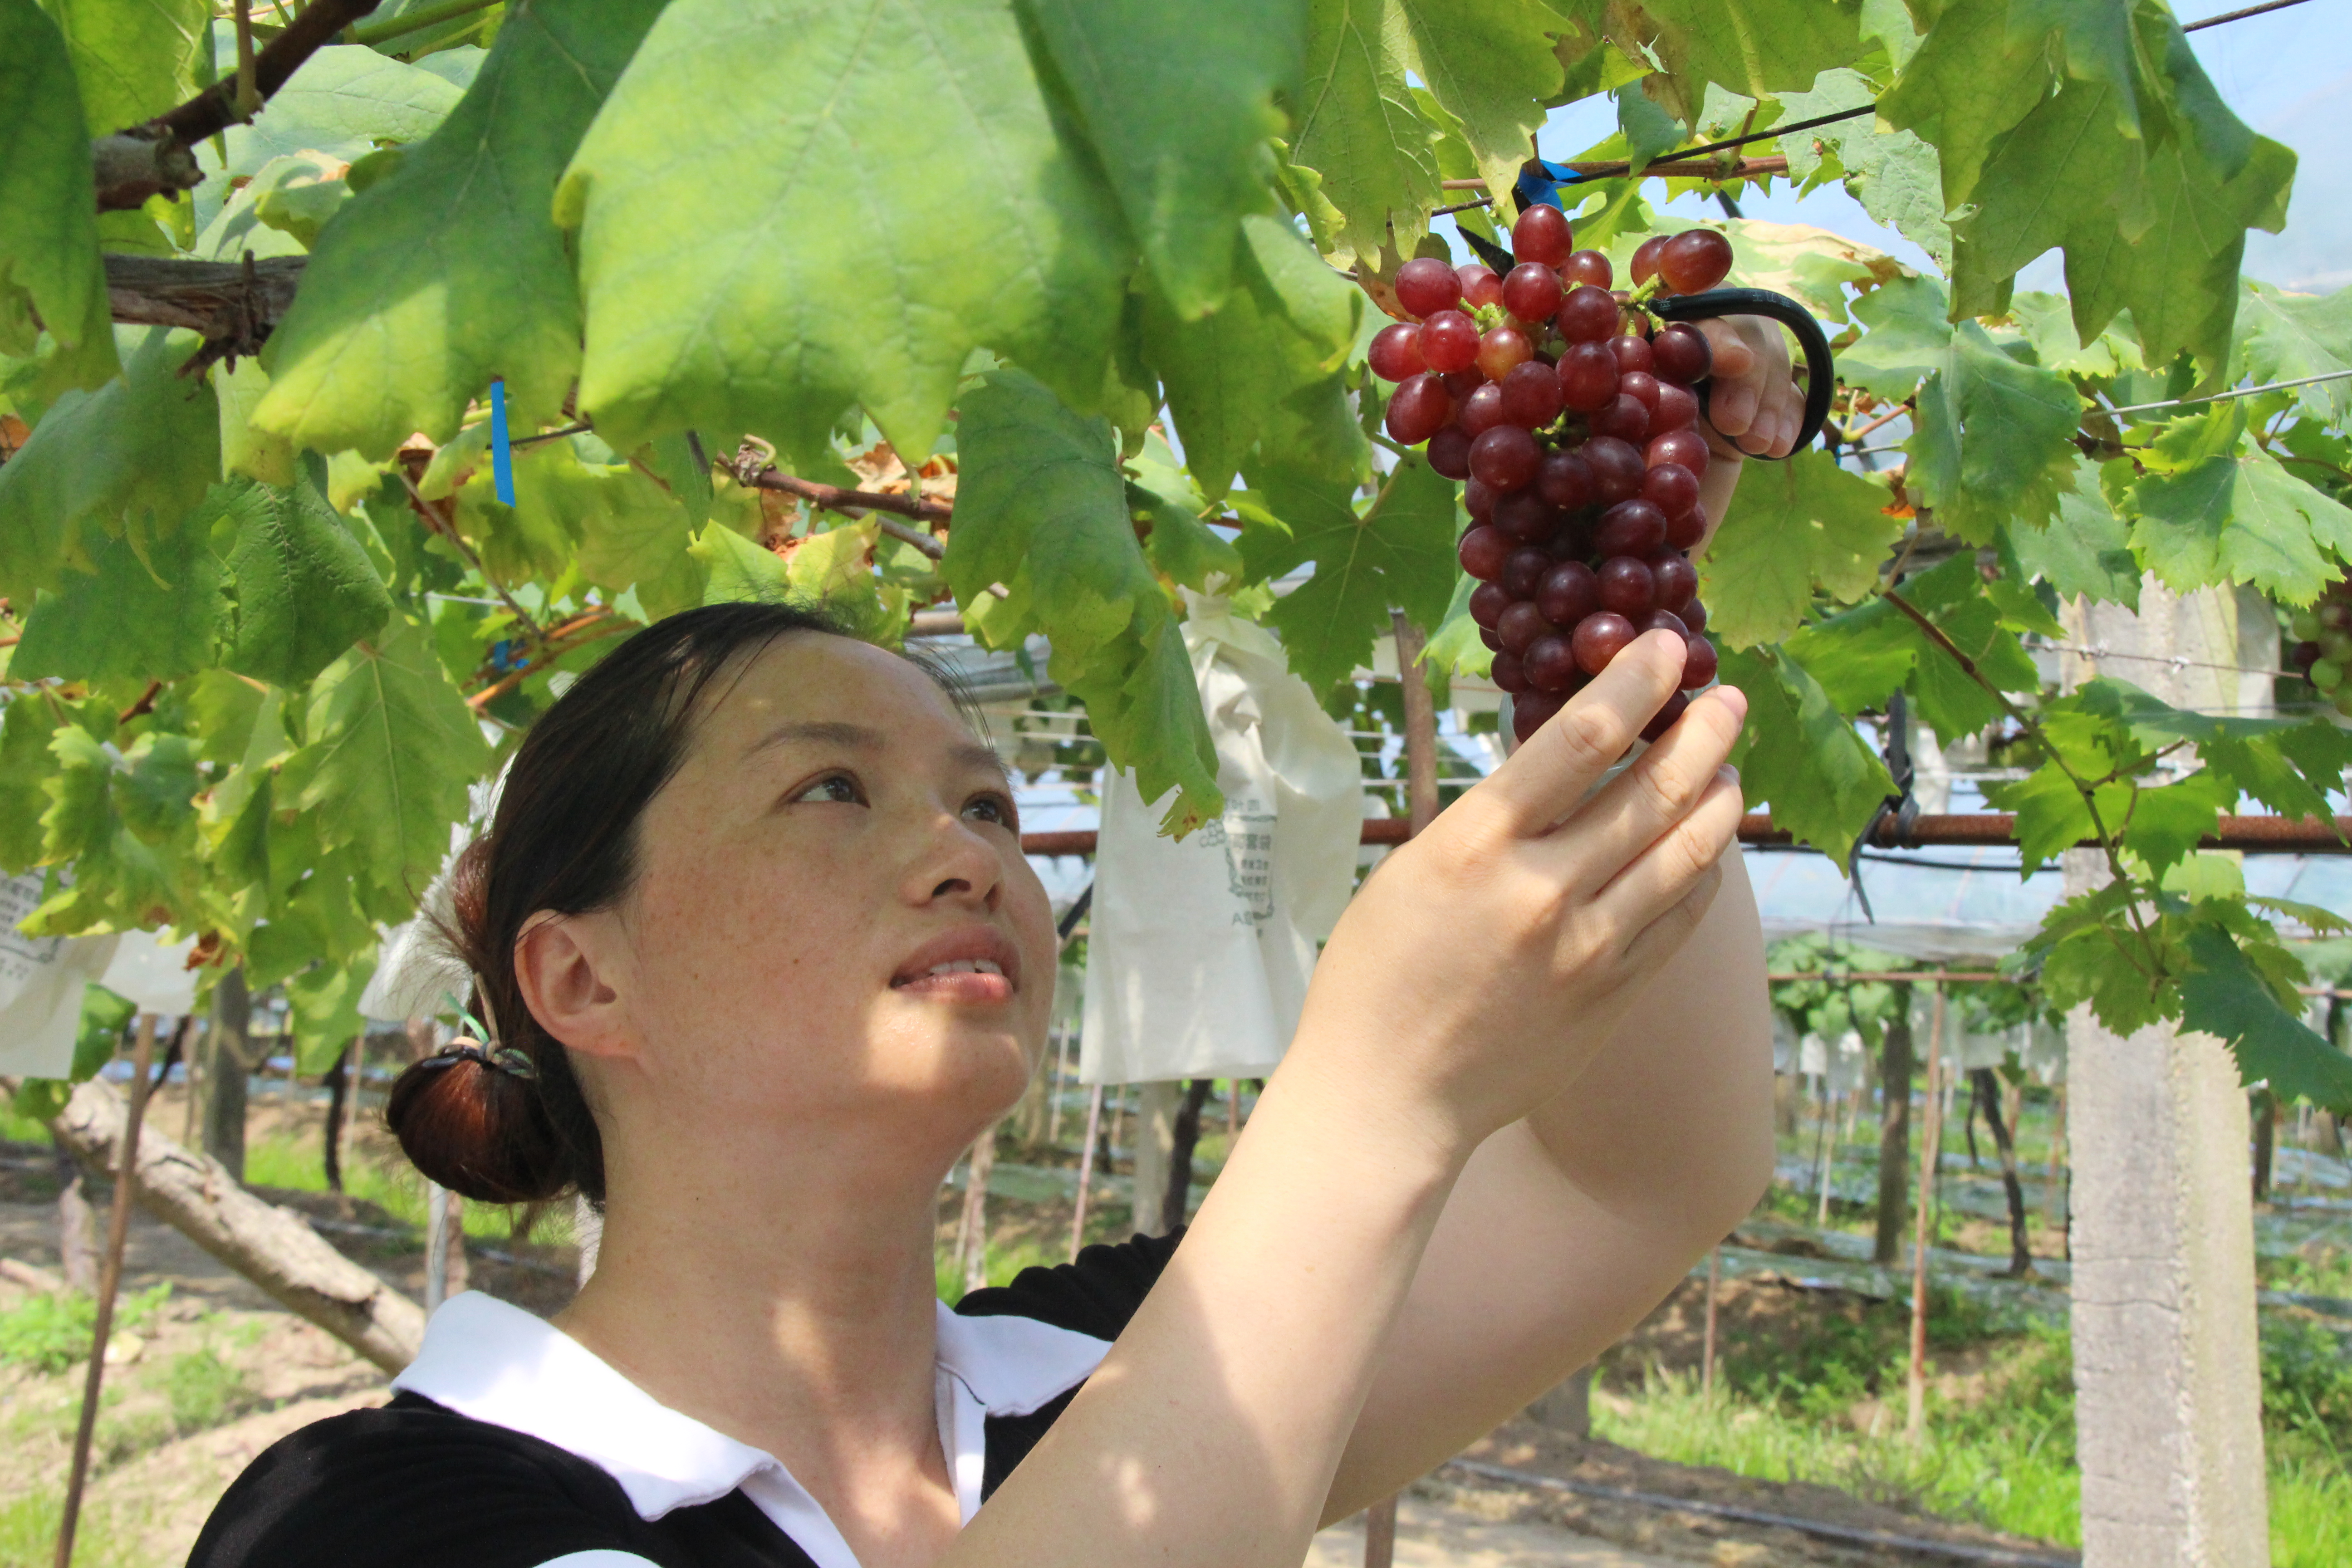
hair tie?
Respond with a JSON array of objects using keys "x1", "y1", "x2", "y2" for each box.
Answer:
[{"x1": 418, "y1": 1040, "x2": 540, "y2": 1083}]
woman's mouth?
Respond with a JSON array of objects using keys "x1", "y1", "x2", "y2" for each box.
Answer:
[{"x1": 891, "y1": 934, "x2": 1019, "y2": 1003}]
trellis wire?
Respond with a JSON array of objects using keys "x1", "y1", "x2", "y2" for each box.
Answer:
[{"x1": 2104, "y1": 366, "x2": 2352, "y2": 416}]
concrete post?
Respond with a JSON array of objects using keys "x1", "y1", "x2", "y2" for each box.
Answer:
[
  {"x1": 2059, "y1": 579, "x2": 2273, "y2": 1567},
  {"x1": 1129, "y1": 1080, "x2": 1182, "y2": 1237}
]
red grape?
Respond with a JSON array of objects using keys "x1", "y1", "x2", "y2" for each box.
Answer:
[
  {"x1": 1458, "y1": 264, "x2": 1504, "y2": 312},
  {"x1": 1597, "y1": 556, "x2": 1656, "y2": 617},
  {"x1": 1642, "y1": 608, "x2": 1689, "y2": 642},
  {"x1": 1679, "y1": 598, "x2": 1707, "y2": 635},
  {"x1": 1460, "y1": 527, "x2": 1513, "y2": 583},
  {"x1": 1420, "y1": 310, "x2": 1481, "y2": 373},
  {"x1": 1538, "y1": 560, "x2": 1600, "y2": 627},
  {"x1": 1442, "y1": 367, "x2": 1485, "y2": 401},
  {"x1": 1470, "y1": 580, "x2": 1512, "y2": 627},
  {"x1": 1498, "y1": 361, "x2": 1564, "y2": 428},
  {"x1": 1594, "y1": 499, "x2": 1667, "y2": 557},
  {"x1": 1592, "y1": 392, "x2": 1651, "y2": 444},
  {"x1": 1651, "y1": 553, "x2": 1697, "y2": 611},
  {"x1": 1459, "y1": 382, "x2": 1507, "y2": 437},
  {"x1": 1618, "y1": 371, "x2": 1659, "y2": 412},
  {"x1": 1640, "y1": 690, "x2": 1689, "y2": 743},
  {"x1": 1385, "y1": 373, "x2": 1450, "y2": 444},
  {"x1": 1511, "y1": 204, "x2": 1573, "y2": 266},
  {"x1": 1665, "y1": 500, "x2": 1709, "y2": 551},
  {"x1": 1557, "y1": 284, "x2": 1619, "y2": 343},
  {"x1": 1646, "y1": 428, "x2": 1710, "y2": 479},
  {"x1": 1608, "y1": 333, "x2": 1654, "y2": 375},
  {"x1": 1583, "y1": 435, "x2": 1646, "y2": 504},
  {"x1": 1498, "y1": 600, "x2": 1549, "y2": 656},
  {"x1": 1525, "y1": 635, "x2": 1580, "y2": 692},
  {"x1": 1491, "y1": 650, "x2": 1530, "y2": 695},
  {"x1": 1660, "y1": 229, "x2": 1734, "y2": 295},
  {"x1": 1512, "y1": 690, "x2": 1563, "y2": 745},
  {"x1": 1652, "y1": 381, "x2": 1699, "y2": 432},
  {"x1": 1681, "y1": 635, "x2": 1718, "y2": 691},
  {"x1": 1642, "y1": 461, "x2": 1698, "y2": 519},
  {"x1": 1426, "y1": 425, "x2": 1473, "y2": 480},
  {"x1": 1536, "y1": 449, "x2": 1593, "y2": 510},
  {"x1": 1630, "y1": 235, "x2": 1669, "y2": 288},
  {"x1": 1368, "y1": 323, "x2": 1425, "y2": 382},
  {"x1": 1480, "y1": 624, "x2": 1503, "y2": 651},
  {"x1": 1572, "y1": 612, "x2": 1637, "y2": 674},
  {"x1": 1503, "y1": 262, "x2": 1563, "y2": 324},
  {"x1": 1563, "y1": 250, "x2": 1612, "y2": 290},
  {"x1": 1464, "y1": 478, "x2": 1496, "y2": 524},
  {"x1": 1558, "y1": 341, "x2": 1618, "y2": 412},
  {"x1": 1395, "y1": 256, "x2": 1463, "y2": 318},
  {"x1": 1502, "y1": 546, "x2": 1550, "y2": 599},
  {"x1": 1493, "y1": 489, "x2": 1557, "y2": 543},
  {"x1": 1476, "y1": 326, "x2": 1534, "y2": 382},
  {"x1": 1470, "y1": 425, "x2": 1540, "y2": 491},
  {"x1": 2293, "y1": 639, "x2": 2324, "y2": 668},
  {"x1": 1652, "y1": 323, "x2": 1712, "y2": 383}
]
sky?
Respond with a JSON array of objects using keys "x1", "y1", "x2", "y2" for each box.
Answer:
[{"x1": 1501, "y1": 0, "x2": 2348, "y2": 295}]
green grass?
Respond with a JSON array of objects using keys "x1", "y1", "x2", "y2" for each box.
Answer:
[
  {"x1": 159, "y1": 1348, "x2": 253, "y2": 1434},
  {"x1": 241, "y1": 1132, "x2": 573, "y2": 1245},
  {"x1": 0, "y1": 1287, "x2": 172, "y2": 1376},
  {"x1": 0, "y1": 1490, "x2": 135, "y2": 1568}
]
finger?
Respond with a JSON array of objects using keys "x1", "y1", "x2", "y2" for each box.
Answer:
[
  {"x1": 1694, "y1": 318, "x2": 1756, "y2": 378},
  {"x1": 1616, "y1": 855, "x2": 1728, "y2": 976},
  {"x1": 1597, "y1": 764, "x2": 1745, "y2": 932},
  {"x1": 1472, "y1": 631, "x2": 1686, "y2": 836},
  {"x1": 1710, "y1": 377, "x2": 1759, "y2": 438},
  {"x1": 1556, "y1": 684, "x2": 1747, "y2": 885}
]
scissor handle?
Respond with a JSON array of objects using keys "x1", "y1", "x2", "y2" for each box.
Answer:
[{"x1": 1647, "y1": 287, "x2": 1836, "y2": 459}]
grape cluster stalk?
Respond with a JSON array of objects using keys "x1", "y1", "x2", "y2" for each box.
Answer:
[
  {"x1": 2288, "y1": 580, "x2": 2352, "y2": 717},
  {"x1": 1374, "y1": 210, "x2": 1736, "y2": 744}
]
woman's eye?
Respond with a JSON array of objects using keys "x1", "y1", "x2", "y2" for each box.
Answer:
[
  {"x1": 965, "y1": 794, "x2": 1016, "y2": 829},
  {"x1": 793, "y1": 774, "x2": 864, "y2": 806}
]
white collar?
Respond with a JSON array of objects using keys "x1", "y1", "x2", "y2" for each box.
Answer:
[{"x1": 391, "y1": 1292, "x2": 1112, "y2": 1568}]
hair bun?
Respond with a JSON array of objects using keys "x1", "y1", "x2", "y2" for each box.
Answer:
[{"x1": 387, "y1": 1050, "x2": 573, "y2": 1204}]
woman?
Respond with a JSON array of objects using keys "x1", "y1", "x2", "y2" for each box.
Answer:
[{"x1": 191, "y1": 319, "x2": 1800, "y2": 1568}]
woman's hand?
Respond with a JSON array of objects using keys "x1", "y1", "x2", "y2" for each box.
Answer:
[
  {"x1": 1284, "y1": 631, "x2": 1747, "y2": 1157},
  {"x1": 1693, "y1": 314, "x2": 1803, "y2": 460}
]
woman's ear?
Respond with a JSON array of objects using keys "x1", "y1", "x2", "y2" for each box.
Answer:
[{"x1": 514, "y1": 911, "x2": 635, "y2": 1063}]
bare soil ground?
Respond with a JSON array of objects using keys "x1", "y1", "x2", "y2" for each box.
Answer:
[{"x1": 2, "y1": 1131, "x2": 2073, "y2": 1568}]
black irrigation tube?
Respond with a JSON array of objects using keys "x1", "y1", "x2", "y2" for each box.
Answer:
[{"x1": 1439, "y1": 1457, "x2": 2083, "y2": 1568}]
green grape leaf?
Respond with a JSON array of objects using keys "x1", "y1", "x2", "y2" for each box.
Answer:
[
  {"x1": 1717, "y1": 642, "x2": 1895, "y2": 867},
  {"x1": 2124, "y1": 404, "x2": 2352, "y2": 606},
  {"x1": 12, "y1": 524, "x2": 225, "y2": 681},
  {"x1": 2003, "y1": 457, "x2": 2140, "y2": 612},
  {"x1": 68, "y1": 984, "x2": 136, "y2": 1084},
  {"x1": 1788, "y1": 553, "x2": 2038, "y2": 742},
  {"x1": 220, "y1": 47, "x2": 466, "y2": 174},
  {"x1": 0, "y1": 0, "x2": 117, "y2": 385},
  {"x1": 1144, "y1": 213, "x2": 1367, "y2": 500},
  {"x1": 215, "y1": 461, "x2": 395, "y2": 689},
  {"x1": 286, "y1": 957, "x2": 375, "y2": 1073},
  {"x1": 1126, "y1": 436, "x2": 1244, "y2": 592},
  {"x1": 2122, "y1": 769, "x2": 2236, "y2": 879},
  {"x1": 1904, "y1": 319, "x2": 2081, "y2": 544},
  {"x1": 1394, "y1": 0, "x2": 1569, "y2": 209},
  {"x1": 1288, "y1": 0, "x2": 1442, "y2": 263},
  {"x1": 1240, "y1": 456, "x2": 1459, "y2": 694},
  {"x1": 2003, "y1": 291, "x2": 2144, "y2": 381},
  {"x1": 1877, "y1": 0, "x2": 2085, "y2": 217},
  {"x1": 1835, "y1": 273, "x2": 1955, "y2": 401},
  {"x1": 1778, "y1": 69, "x2": 1950, "y2": 269},
  {"x1": 48, "y1": 0, "x2": 207, "y2": 132},
  {"x1": 254, "y1": 0, "x2": 667, "y2": 458},
  {"x1": 690, "y1": 520, "x2": 789, "y2": 605},
  {"x1": 0, "y1": 696, "x2": 64, "y2": 871},
  {"x1": 2068, "y1": 679, "x2": 2352, "y2": 828},
  {"x1": 29, "y1": 725, "x2": 199, "y2": 934},
  {"x1": 1639, "y1": 0, "x2": 1862, "y2": 109},
  {"x1": 2180, "y1": 923, "x2": 2352, "y2": 1111},
  {"x1": 280, "y1": 612, "x2": 493, "y2": 893},
  {"x1": 559, "y1": 0, "x2": 1131, "y2": 461},
  {"x1": 1422, "y1": 568, "x2": 1492, "y2": 679},
  {"x1": 945, "y1": 368, "x2": 1220, "y2": 832},
  {"x1": 0, "y1": 327, "x2": 220, "y2": 599},
  {"x1": 2232, "y1": 278, "x2": 2352, "y2": 426},
  {"x1": 1019, "y1": 0, "x2": 1301, "y2": 319},
  {"x1": 1981, "y1": 762, "x2": 2114, "y2": 869},
  {"x1": 1698, "y1": 450, "x2": 1903, "y2": 649}
]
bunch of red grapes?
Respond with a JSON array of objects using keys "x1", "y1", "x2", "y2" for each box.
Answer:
[{"x1": 1372, "y1": 207, "x2": 1736, "y2": 744}]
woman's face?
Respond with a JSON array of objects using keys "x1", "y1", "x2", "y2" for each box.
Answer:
[{"x1": 589, "y1": 634, "x2": 1056, "y2": 1165}]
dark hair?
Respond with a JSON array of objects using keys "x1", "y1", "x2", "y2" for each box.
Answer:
[{"x1": 387, "y1": 601, "x2": 864, "y2": 1206}]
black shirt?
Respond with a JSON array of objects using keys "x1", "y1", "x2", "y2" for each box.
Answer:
[{"x1": 187, "y1": 1232, "x2": 1180, "y2": 1568}]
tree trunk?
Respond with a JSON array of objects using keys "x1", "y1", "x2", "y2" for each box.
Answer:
[
  {"x1": 40, "y1": 1075, "x2": 424, "y2": 1373},
  {"x1": 1874, "y1": 986, "x2": 1915, "y2": 1265},
  {"x1": 1161, "y1": 1078, "x2": 1213, "y2": 1234},
  {"x1": 322, "y1": 1036, "x2": 355, "y2": 1193},
  {"x1": 54, "y1": 1134, "x2": 98, "y2": 1294},
  {"x1": 1972, "y1": 1068, "x2": 2034, "y2": 1277},
  {"x1": 2250, "y1": 1089, "x2": 2275, "y2": 1202},
  {"x1": 200, "y1": 966, "x2": 251, "y2": 1181},
  {"x1": 1130, "y1": 1082, "x2": 1181, "y2": 1238},
  {"x1": 1528, "y1": 1364, "x2": 1594, "y2": 1440},
  {"x1": 1963, "y1": 1072, "x2": 1984, "y2": 1170}
]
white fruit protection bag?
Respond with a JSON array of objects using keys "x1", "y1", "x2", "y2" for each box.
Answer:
[{"x1": 1079, "y1": 594, "x2": 1365, "y2": 1086}]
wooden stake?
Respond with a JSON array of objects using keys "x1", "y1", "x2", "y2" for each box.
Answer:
[
  {"x1": 1392, "y1": 611, "x2": 1440, "y2": 835},
  {"x1": 1364, "y1": 1496, "x2": 1397, "y2": 1568},
  {"x1": 1068, "y1": 1084, "x2": 1105, "y2": 1263},
  {"x1": 1906, "y1": 983, "x2": 1947, "y2": 1445},
  {"x1": 1701, "y1": 1245, "x2": 1721, "y2": 1399},
  {"x1": 55, "y1": 1014, "x2": 159, "y2": 1568}
]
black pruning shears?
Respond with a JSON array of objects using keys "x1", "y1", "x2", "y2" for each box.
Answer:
[{"x1": 1458, "y1": 226, "x2": 1836, "y2": 458}]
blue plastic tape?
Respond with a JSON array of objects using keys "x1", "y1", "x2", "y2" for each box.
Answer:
[{"x1": 489, "y1": 377, "x2": 515, "y2": 506}]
